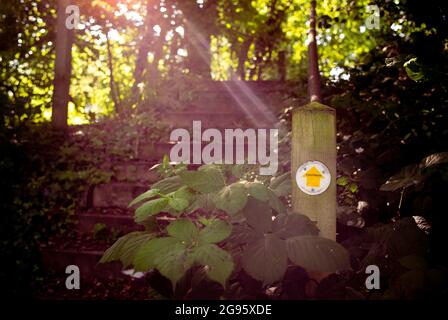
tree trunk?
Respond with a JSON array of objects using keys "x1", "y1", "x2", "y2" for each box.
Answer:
[
  {"x1": 130, "y1": 1, "x2": 156, "y2": 105},
  {"x1": 308, "y1": 0, "x2": 321, "y2": 102},
  {"x1": 237, "y1": 37, "x2": 252, "y2": 80},
  {"x1": 106, "y1": 30, "x2": 121, "y2": 114},
  {"x1": 52, "y1": 0, "x2": 74, "y2": 129}
]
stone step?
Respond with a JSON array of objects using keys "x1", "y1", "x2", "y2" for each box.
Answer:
[
  {"x1": 76, "y1": 212, "x2": 140, "y2": 234},
  {"x1": 138, "y1": 137, "x2": 278, "y2": 162},
  {"x1": 40, "y1": 248, "x2": 123, "y2": 279},
  {"x1": 40, "y1": 231, "x2": 124, "y2": 279},
  {"x1": 81, "y1": 183, "x2": 149, "y2": 209},
  {"x1": 159, "y1": 112, "x2": 277, "y2": 129},
  {"x1": 111, "y1": 161, "x2": 160, "y2": 183},
  {"x1": 161, "y1": 98, "x2": 282, "y2": 115}
]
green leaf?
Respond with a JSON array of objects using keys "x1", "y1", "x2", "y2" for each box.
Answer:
[
  {"x1": 134, "y1": 237, "x2": 194, "y2": 287},
  {"x1": 419, "y1": 152, "x2": 448, "y2": 169},
  {"x1": 242, "y1": 233, "x2": 288, "y2": 284},
  {"x1": 167, "y1": 219, "x2": 199, "y2": 243},
  {"x1": 243, "y1": 197, "x2": 272, "y2": 233},
  {"x1": 380, "y1": 164, "x2": 422, "y2": 191},
  {"x1": 128, "y1": 189, "x2": 160, "y2": 208},
  {"x1": 168, "y1": 187, "x2": 193, "y2": 212},
  {"x1": 228, "y1": 225, "x2": 260, "y2": 246},
  {"x1": 286, "y1": 236, "x2": 351, "y2": 272},
  {"x1": 152, "y1": 175, "x2": 184, "y2": 193},
  {"x1": 133, "y1": 237, "x2": 181, "y2": 271},
  {"x1": 267, "y1": 188, "x2": 286, "y2": 214},
  {"x1": 269, "y1": 172, "x2": 291, "y2": 196},
  {"x1": 214, "y1": 182, "x2": 248, "y2": 215},
  {"x1": 272, "y1": 213, "x2": 319, "y2": 239},
  {"x1": 180, "y1": 168, "x2": 226, "y2": 193},
  {"x1": 168, "y1": 197, "x2": 189, "y2": 211},
  {"x1": 135, "y1": 198, "x2": 169, "y2": 223},
  {"x1": 187, "y1": 192, "x2": 217, "y2": 212},
  {"x1": 404, "y1": 57, "x2": 425, "y2": 82},
  {"x1": 192, "y1": 244, "x2": 234, "y2": 287},
  {"x1": 198, "y1": 219, "x2": 232, "y2": 244},
  {"x1": 246, "y1": 181, "x2": 270, "y2": 201},
  {"x1": 348, "y1": 183, "x2": 358, "y2": 193},
  {"x1": 336, "y1": 176, "x2": 349, "y2": 187},
  {"x1": 100, "y1": 232, "x2": 154, "y2": 268},
  {"x1": 171, "y1": 186, "x2": 194, "y2": 201}
]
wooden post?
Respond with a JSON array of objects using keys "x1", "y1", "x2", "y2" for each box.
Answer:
[
  {"x1": 291, "y1": 102, "x2": 337, "y2": 240},
  {"x1": 290, "y1": 0, "x2": 337, "y2": 241}
]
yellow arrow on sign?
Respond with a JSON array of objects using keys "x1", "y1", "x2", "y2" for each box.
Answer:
[{"x1": 303, "y1": 166, "x2": 324, "y2": 187}]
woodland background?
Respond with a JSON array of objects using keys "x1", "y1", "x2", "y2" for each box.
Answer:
[{"x1": 0, "y1": 0, "x2": 447, "y2": 298}]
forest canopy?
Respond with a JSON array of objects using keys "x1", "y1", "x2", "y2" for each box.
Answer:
[{"x1": 2, "y1": 0, "x2": 441, "y2": 125}]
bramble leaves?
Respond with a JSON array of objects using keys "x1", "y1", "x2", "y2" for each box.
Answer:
[
  {"x1": 198, "y1": 219, "x2": 232, "y2": 244},
  {"x1": 242, "y1": 233, "x2": 288, "y2": 284},
  {"x1": 286, "y1": 236, "x2": 351, "y2": 272},
  {"x1": 128, "y1": 188, "x2": 160, "y2": 208},
  {"x1": 135, "y1": 198, "x2": 169, "y2": 223},
  {"x1": 180, "y1": 168, "x2": 226, "y2": 193},
  {"x1": 192, "y1": 244, "x2": 234, "y2": 286},
  {"x1": 213, "y1": 182, "x2": 248, "y2": 215},
  {"x1": 100, "y1": 232, "x2": 154, "y2": 268}
]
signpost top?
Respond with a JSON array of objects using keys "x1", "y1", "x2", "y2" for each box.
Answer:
[{"x1": 294, "y1": 101, "x2": 335, "y2": 113}]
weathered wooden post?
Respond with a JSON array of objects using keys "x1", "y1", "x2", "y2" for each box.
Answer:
[{"x1": 291, "y1": 0, "x2": 336, "y2": 240}]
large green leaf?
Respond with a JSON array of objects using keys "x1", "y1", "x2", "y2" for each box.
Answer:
[
  {"x1": 380, "y1": 164, "x2": 422, "y2": 191},
  {"x1": 272, "y1": 213, "x2": 319, "y2": 239},
  {"x1": 267, "y1": 188, "x2": 286, "y2": 214},
  {"x1": 286, "y1": 236, "x2": 351, "y2": 272},
  {"x1": 179, "y1": 168, "x2": 226, "y2": 193},
  {"x1": 167, "y1": 219, "x2": 198, "y2": 243},
  {"x1": 214, "y1": 182, "x2": 248, "y2": 215},
  {"x1": 246, "y1": 182, "x2": 270, "y2": 201},
  {"x1": 242, "y1": 233, "x2": 288, "y2": 284},
  {"x1": 128, "y1": 189, "x2": 160, "y2": 208},
  {"x1": 192, "y1": 244, "x2": 234, "y2": 286},
  {"x1": 198, "y1": 219, "x2": 232, "y2": 244},
  {"x1": 168, "y1": 197, "x2": 189, "y2": 212},
  {"x1": 133, "y1": 237, "x2": 182, "y2": 271},
  {"x1": 151, "y1": 175, "x2": 184, "y2": 193},
  {"x1": 100, "y1": 232, "x2": 154, "y2": 268},
  {"x1": 168, "y1": 186, "x2": 193, "y2": 212},
  {"x1": 228, "y1": 225, "x2": 260, "y2": 246},
  {"x1": 135, "y1": 198, "x2": 169, "y2": 223},
  {"x1": 419, "y1": 152, "x2": 448, "y2": 169},
  {"x1": 243, "y1": 197, "x2": 272, "y2": 233},
  {"x1": 269, "y1": 172, "x2": 291, "y2": 197},
  {"x1": 187, "y1": 192, "x2": 218, "y2": 212}
]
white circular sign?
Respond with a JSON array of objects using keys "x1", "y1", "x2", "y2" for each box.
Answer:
[{"x1": 296, "y1": 161, "x2": 331, "y2": 195}]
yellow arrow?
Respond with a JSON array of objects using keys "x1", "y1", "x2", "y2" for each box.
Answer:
[{"x1": 303, "y1": 166, "x2": 324, "y2": 187}]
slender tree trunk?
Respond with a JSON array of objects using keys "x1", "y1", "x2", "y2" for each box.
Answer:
[
  {"x1": 105, "y1": 30, "x2": 121, "y2": 114},
  {"x1": 130, "y1": 1, "x2": 156, "y2": 105},
  {"x1": 308, "y1": 0, "x2": 321, "y2": 102},
  {"x1": 237, "y1": 37, "x2": 252, "y2": 80},
  {"x1": 52, "y1": 0, "x2": 74, "y2": 129},
  {"x1": 278, "y1": 50, "x2": 286, "y2": 81}
]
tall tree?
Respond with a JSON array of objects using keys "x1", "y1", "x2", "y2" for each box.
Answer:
[
  {"x1": 307, "y1": 0, "x2": 321, "y2": 102},
  {"x1": 51, "y1": 0, "x2": 75, "y2": 129}
]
